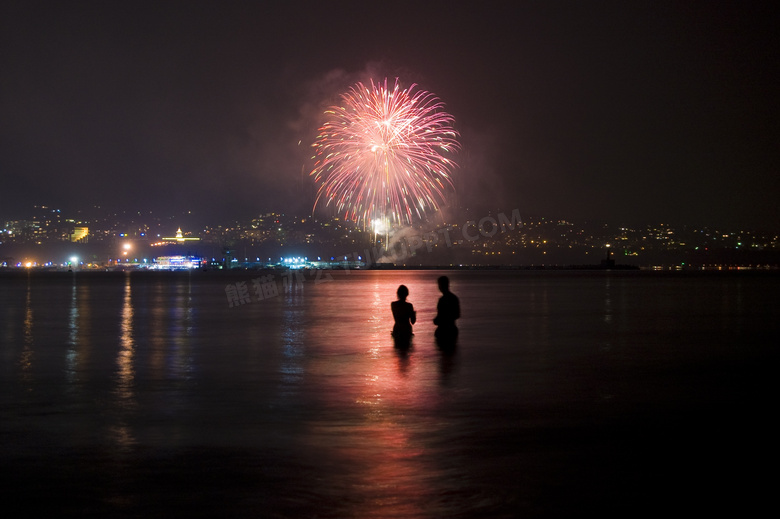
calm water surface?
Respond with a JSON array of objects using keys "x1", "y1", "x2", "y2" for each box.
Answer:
[{"x1": 1, "y1": 269, "x2": 776, "y2": 517}]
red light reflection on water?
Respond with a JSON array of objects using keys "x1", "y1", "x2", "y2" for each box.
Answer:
[{"x1": 303, "y1": 272, "x2": 455, "y2": 516}]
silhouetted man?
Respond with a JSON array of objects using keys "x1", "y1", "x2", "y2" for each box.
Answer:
[{"x1": 433, "y1": 275, "x2": 460, "y2": 343}]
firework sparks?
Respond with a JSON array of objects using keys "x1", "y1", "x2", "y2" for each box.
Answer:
[{"x1": 310, "y1": 78, "x2": 459, "y2": 229}]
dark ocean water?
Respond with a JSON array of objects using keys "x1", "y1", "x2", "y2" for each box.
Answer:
[{"x1": 1, "y1": 269, "x2": 776, "y2": 518}]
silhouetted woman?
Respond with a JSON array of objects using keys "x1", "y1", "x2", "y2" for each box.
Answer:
[{"x1": 391, "y1": 285, "x2": 416, "y2": 341}]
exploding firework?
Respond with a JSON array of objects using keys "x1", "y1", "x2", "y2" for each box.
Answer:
[{"x1": 310, "y1": 78, "x2": 459, "y2": 229}]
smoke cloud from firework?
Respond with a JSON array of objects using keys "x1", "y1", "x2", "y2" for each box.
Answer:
[{"x1": 309, "y1": 77, "x2": 460, "y2": 229}]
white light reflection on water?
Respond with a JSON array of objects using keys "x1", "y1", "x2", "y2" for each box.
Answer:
[
  {"x1": 111, "y1": 273, "x2": 137, "y2": 452},
  {"x1": 168, "y1": 277, "x2": 195, "y2": 380},
  {"x1": 117, "y1": 275, "x2": 135, "y2": 398},
  {"x1": 279, "y1": 286, "x2": 306, "y2": 398},
  {"x1": 65, "y1": 277, "x2": 79, "y2": 384}
]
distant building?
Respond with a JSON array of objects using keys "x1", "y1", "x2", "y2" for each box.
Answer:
[
  {"x1": 152, "y1": 255, "x2": 204, "y2": 270},
  {"x1": 70, "y1": 226, "x2": 89, "y2": 243},
  {"x1": 162, "y1": 228, "x2": 200, "y2": 243}
]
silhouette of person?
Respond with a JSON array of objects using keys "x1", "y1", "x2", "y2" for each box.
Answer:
[
  {"x1": 391, "y1": 285, "x2": 416, "y2": 345},
  {"x1": 433, "y1": 275, "x2": 460, "y2": 344}
]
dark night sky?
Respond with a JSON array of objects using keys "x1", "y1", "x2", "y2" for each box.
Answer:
[{"x1": 1, "y1": 1, "x2": 778, "y2": 229}]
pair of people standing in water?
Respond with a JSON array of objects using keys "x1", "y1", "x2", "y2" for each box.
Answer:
[{"x1": 391, "y1": 276, "x2": 460, "y2": 345}]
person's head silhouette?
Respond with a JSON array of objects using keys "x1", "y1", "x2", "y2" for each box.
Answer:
[
  {"x1": 437, "y1": 276, "x2": 450, "y2": 293},
  {"x1": 397, "y1": 285, "x2": 409, "y2": 301}
]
